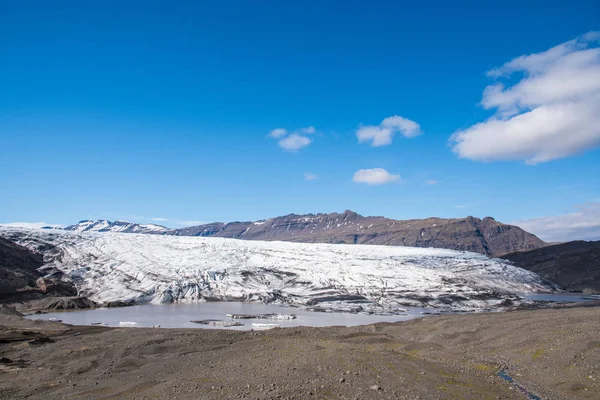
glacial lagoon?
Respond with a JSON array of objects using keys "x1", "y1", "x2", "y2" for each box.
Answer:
[
  {"x1": 26, "y1": 294, "x2": 596, "y2": 330},
  {"x1": 26, "y1": 302, "x2": 430, "y2": 330}
]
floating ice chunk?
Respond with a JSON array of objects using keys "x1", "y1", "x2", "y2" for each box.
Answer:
[
  {"x1": 252, "y1": 323, "x2": 279, "y2": 330},
  {"x1": 191, "y1": 320, "x2": 244, "y2": 327},
  {"x1": 226, "y1": 313, "x2": 296, "y2": 320}
]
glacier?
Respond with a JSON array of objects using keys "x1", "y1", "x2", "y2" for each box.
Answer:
[{"x1": 0, "y1": 227, "x2": 557, "y2": 314}]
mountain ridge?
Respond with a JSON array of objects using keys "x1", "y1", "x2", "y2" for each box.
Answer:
[
  {"x1": 53, "y1": 219, "x2": 171, "y2": 234},
  {"x1": 53, "y1": 210, "x2": 547, "y2": 257}
]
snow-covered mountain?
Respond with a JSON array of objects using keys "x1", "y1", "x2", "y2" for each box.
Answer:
[
  {"x1": 53, "y1": 220, "x2": 172, "y2": 234},
  {"x1": 0, "y1": 227, "x2": 557, "y2": 314}
]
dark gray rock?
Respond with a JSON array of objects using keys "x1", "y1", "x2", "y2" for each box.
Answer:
[
  {"x1": 0, "y1": 237, "x2": 43, "y2": 297},
  {"x1": 26, "y1": 296, "x2": 98, "y2": 311},
  {"x1": 0, "y1": 305, "x2": 23, "y2": 316},
  {"x1": 0, "y1": 237, "x2": 77, "y2": 304},
  {"x1": 501, "y1": 240, "x2": 600, "y2": 294}
]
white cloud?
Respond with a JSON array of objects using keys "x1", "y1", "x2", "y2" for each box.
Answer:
[
  {"x1": 452, "y1": 31, "x2": 600, "y2": 164},
  {"x1": 357, "y1": 126, "x2": 394, "y2": 146},
  {"x1": 268, "y1": 126, "x2": 315, "y2": 151},
  {"x1": 278, "y1": 134, "x2": 312, "y2": 151},
  {"x1": 512, "y1": 203, "x2": 600, "y2": 242},
  {"x1": 424, "y1": 179, "x2": 439, "y2": 185},
  {"x1": 381, "y1": 116, "x2": 421, "y2": 138},
  {"x1": 300, "y1": 126, "x2": 316, "y2": 134},
  {"x1": 269, "y1": 128, "x2": 287, "y2": 138},
  {"x1": 0, "y1": 222, "x2": 62, "y2": 229},
  {"x1": 353, "y1": 168, "x2": 400, "y2": 185},
  {"x1": 151, "y1": 218, "x2": 169, "y2": 222},
  {"x1": 304, "y1": 173, "x2": 318, "y2": 181},
  {"x1": 357, "y1": 115, "x2": 421, "y2": 147}
]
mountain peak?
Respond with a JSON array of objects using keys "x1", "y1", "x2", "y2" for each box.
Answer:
[{"x1": 63, "y1": 220, "x2": 171, "y2": 234}]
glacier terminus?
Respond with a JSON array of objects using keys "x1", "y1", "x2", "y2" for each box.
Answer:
[{"x1": 0, "y1": 227, "x2": 558, "y2": 314}]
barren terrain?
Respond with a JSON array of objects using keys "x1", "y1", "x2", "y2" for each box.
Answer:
[{"x1": 1, "y1": 305, "x2": 598, "y2": 399}]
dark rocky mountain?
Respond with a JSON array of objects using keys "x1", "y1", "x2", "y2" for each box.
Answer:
[
  {"x1": 170, "y1": 210, "x2": 547, "y2": 257},
  {"x1": 501, "y1": 240, "x2": 600, "y2": 294},
  {"x1": 0, "y1": 237, "x2": 76, "y2": 303}
]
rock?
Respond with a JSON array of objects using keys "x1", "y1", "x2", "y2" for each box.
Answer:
[
  {"x1": 103, "y1": 299, "x2": 135, "y2": 308},
  {"x1": 0, "y1": 237, "x2": 77, "y2": 303},
  {"x1": 27, "y1": 296, "x2": 98, "y2": 311},
  {"x1": 501, "y1": 240, "x2": 600, "y2": 293},
  {"x1": 370, "y1": 385, "x2": 381, "y2": 391},
  {"x1": 0, "y1": 304, "x2": 23, "y2": 316},
  {"x1": 28, "y1": 337, "x2": 54, "y2": 346},
  {"x1": 339, "y1": 378, "x2": 345, "y2": 383},
  {"x1": 0, "y1": 237, "x2": 44, "y2": 299}
]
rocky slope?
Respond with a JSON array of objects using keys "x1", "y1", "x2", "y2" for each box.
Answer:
[
  {"x1": 501, "y1": 240, "x2": 600, "y2": 294},
  {"x1": 0, "y1": 238, "x2": 43, "y2": 298},
  {"x1": 171, "y1": 210, "x2": 547, "y2": 257},
  {"x1": 0, "y1": 237, "x2": 76, "y2": 303}
]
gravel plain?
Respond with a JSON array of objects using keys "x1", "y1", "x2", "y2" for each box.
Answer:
[{"x1": 0, "y1": 305, "x2": 598, "y2": 399}]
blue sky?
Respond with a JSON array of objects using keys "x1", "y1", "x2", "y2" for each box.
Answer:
[{"x1": 1, "y1": 1, "x2": 599, "y2": 241}]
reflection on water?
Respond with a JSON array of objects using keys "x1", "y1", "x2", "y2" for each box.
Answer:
[
  {"x1": 523, "y1": 293, "x2": 593, "y2": 302},
  {"x1": 26, "y1": 302, "x2": 428, "y2": 330}
]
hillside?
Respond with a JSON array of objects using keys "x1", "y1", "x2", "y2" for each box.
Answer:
[
  {"x1": 0, "y1": 237, "x2": 75, "y2": 302},
  {"x1": 170, "y1": 210, "x2": 547, "y2": 257},
  {"x1": 501, "y1": 240, "x2": 600, "y2": 294}
]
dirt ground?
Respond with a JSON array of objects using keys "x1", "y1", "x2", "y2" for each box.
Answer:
[{"x1": 0, "y1": 306, "x2": 598, "y2": 400}]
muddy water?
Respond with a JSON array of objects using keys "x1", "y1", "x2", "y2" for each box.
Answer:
[
  {"x1": 26, "y1": 293, "x2": 594, "y2": 330},
  {"x1": 26, "y1": 302, "x2": 429, "y2": 330}
]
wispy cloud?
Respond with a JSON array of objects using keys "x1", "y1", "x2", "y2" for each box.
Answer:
[
  {"x1": 455, "y1": 205, "x2": 468, "y2": 209},
  {"x1": 299, "y1": 126, "x2": 316, "y2": 134},
  {"x1": 268, "y1": 126, "x2": 316, "y2": 151},
  {"x1": 269, "y1": 128, "x2": 287, "y2": 138},
  {"x1": 353, "y1": 168, "x2": 400, "y2": 185},
  {"x1": 357, "y1": 115, "x2": 421, "y2": 147},
  {"x1": 451, "y1": 31, "x2": 600, "y2": 164},
  {"x1": 278, "y1": 134, "x2": 312, "y2": 151},
  {"x1": 151, "y1": 217, "x2": 169, "y2": 222},
  {"x1": 512, "y1": 203, "x2": 600, "y2": 242},
  {"x1": 304, "y1": 173, "x2": 318, "y2": 181},
  {"x1": 424, "y1": 179, "x2": 439, "y2": 185}
]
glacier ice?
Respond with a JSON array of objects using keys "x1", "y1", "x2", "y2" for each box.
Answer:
[{"x1": 0, "y1": 227, "x2": 557, "y2": 314}]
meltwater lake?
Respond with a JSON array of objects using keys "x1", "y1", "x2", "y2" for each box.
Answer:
[
  {"x1": 26, "y1": 302, "x2": 431, "y2": 330},
  {"x1": 26, "y1": 294, "x2": 596, "y2": 330}
]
